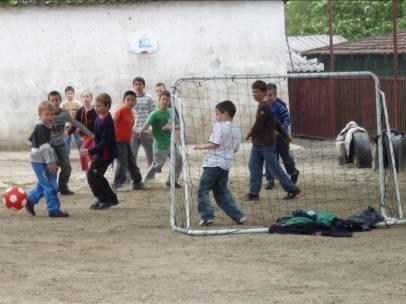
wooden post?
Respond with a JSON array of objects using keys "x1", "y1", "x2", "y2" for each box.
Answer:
[
  {"x1": 328, "y1": 0, "x2": 337, "y2": 136},
  {"x1": 392, "y1": 0, "x2": 400, "y2": 129}
]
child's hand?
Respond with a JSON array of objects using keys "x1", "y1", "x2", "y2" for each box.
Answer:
[
  {"x1": 80, "y1": 148, "x2": 89, "y2": 157},
  {"x1": 161, "y1": 123, "x2": 171, "y2": 131},
  {"x1": 89, "y1": 134, "x2": 95, "y2": 140},
  {"x1": 284, "y1": 137, "x2": 292, "y2": 144},
  {"x1": 194, "y1": 144, "x2": 205, "y2": 150},
  {"x1": 47, "y1": 163, "x2": 58, "y2": 175}
]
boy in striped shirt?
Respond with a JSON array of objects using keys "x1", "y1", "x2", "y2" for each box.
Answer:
[{"x1": 131, "y1": 76, "x2": 155, "y2": 169}]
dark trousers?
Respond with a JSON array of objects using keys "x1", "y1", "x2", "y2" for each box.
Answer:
[
  {"x1": 53, "y1": 145, "x2": 72, "y2": 192},
  {"x1": 87, "y1": 156, "x2": 118, "y2": 204},
  {"x1": 114, "y1": 141, "x2": 142, "y2": 186},
  {"x1": 266, "y1": 135, "x2": 298, "y2": 182}
]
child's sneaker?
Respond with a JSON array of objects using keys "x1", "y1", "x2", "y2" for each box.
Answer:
[
  {"x1": 198, "y1": 218, "x2": 214, "y2": 226},
  {"x1": 90, "y1": 201, "x2": 113, "y2": 210},
  {"x1": 49, "y1": 210, "x2": 70, "y2": 217},
  {"x1": 113, "y1": 184, "x2": 131, "y2": 192},
  {"x1": 132, "y1": 182, "x2": 145, "y2": 190},
  {"x1": 283, "y1": 187, "x2": 301, "y2": 200},
  {"x1": 242, "y1": 193, "x2": 259, "y2": 201},
  {"x1": 166, "y1": 181, "x2": 182, "y2": 189},
  {"x1": 25, "y1": 200, "x2": 35, "y2": 216},
  {"x1": 236, "y1": 216, "x2": 246, "y2": 225},
  {"x1": 79, "y1": 173, "x2": 87, "y2": 182}
]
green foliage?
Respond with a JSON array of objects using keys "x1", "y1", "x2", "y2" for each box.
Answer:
[
  {"x1": 286, "y1": 0, "x2": 406, "y2": 40},
  {"x1": 0, "y1": 0, "x2": 17, "y2": 4}
]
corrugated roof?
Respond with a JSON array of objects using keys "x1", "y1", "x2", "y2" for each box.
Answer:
[
  {"x1": 1, "y1": 0, "x2": 143, "y2": 6},
  {"x1": 286, "y1": 35, "x2": 347, "y2": 72},
  {"x1": 288, "y1": 35, "x2": 347, "y2": 53},
  {"x1": 303, "y1": 31, "x2": 406, "y2": 56}
]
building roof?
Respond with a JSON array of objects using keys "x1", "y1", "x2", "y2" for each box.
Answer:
[
  {"x1": 286, "y1": 35, "x2": 347, "y2": 72},
  {"x1": 2, "y1": 0, "x2": 286, "y2": 6},
  {"x1": 288, "y1": 35, "x2": 347, "y2": 53},
  {"x1": 1, "y1": 0, "x2": 141, "y2": 6},
  {"x1": 303, "y1": 31, "x2": 406, "y2": 56}
]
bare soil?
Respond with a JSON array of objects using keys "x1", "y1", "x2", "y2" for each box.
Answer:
[{"x1": 0, "y1": 150, "x2": 406, "y2": 304}]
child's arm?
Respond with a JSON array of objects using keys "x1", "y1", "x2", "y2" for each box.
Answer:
[
  {"x1": 246, "y1": 103, "x2": 272, "y2": 140},
  {"x1": 275, "y1": 120, "x2": 291, "y2": 144},
  {"x1": 82, "y1": 119, "x2": 114, "y2": 157},
  {"x1": 138, "y1": 122, "x2": 150, "y2": 134},
  {"x1": 67, "y1": 113, "x2": 94, "y2": 138},
  {"x1": 194, "y1": 143, "x2": 219, "y2": 150}
]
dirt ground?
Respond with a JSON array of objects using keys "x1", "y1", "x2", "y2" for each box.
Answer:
[{"x1": 1, "y1": 150, "x2": 406, "y2": 304}]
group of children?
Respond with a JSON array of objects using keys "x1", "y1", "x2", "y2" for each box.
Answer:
[{"x1": 25, "y1": 78, "x2": 300, "y2": 226}]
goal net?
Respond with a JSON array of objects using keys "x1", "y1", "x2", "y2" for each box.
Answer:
[{"x1": 169, "y1": 72, "x2": 404, "y2": 235}]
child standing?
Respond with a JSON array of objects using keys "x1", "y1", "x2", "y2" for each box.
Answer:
[
  {"x1": 194, "y1": 100, "x2": 245, "y2": 226},
  {"x1": 80, "y1": 93, "x2": 119, "y2": 210},
  {"x1": 113, "y1": 91, "x2": 144, "y2": 191},
  {"x1": 139, "y1": 90, "x2": 182, "y2": 187},
  {"x1": 131, "y1": 76, "x2": 155, "y2": 168},
  {"x1": 48, "y1": 91, "x2": 93, "y2": 195},
  {"x1": 264, "y1": 83, "x2": 299, "y2": 190},
  {"x1": 61, "y1": 86, "x2": 82, "y2": 155},
  {"x1": 243, "y1": 80, "x2": 300, "y2": 201},
  {"x1": 25, "y1": 101, "x2": 69, "y2": 217},
  {"x1": 154, "y1": 82, "x2": 166, "y2": 108},
  {"x1": 67, "y1": 89, "x2": 97, "y2": 180}
]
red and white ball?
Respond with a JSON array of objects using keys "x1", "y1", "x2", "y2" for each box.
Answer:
[{"x1": 3, "y1": 186, "x2": 27, "y2": 210}]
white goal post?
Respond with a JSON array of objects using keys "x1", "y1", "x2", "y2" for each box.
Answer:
[{"x1": 169, "y1": 72, "x2": 404, "y2": 235}]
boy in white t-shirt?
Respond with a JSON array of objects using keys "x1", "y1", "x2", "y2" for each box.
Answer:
[{"x1": 194, "y1": 100, "x2": 245, "y2": 226}]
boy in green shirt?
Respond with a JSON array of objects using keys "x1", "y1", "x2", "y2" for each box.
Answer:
[{"x1": 139, "y1": 90, "x2": 182, "y2": 188}]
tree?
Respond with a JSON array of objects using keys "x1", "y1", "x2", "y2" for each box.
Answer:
[{"x1": 286, "y1": 0, "x2": 406, "y2": 40}]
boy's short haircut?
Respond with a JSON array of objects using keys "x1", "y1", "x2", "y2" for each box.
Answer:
[
  {"x1": 160, "y1": 90, "x2": 171, "y2": 99},
  {"x1": 81, "y1": 89, "x2": 93, "y2": 98},
  {"x1": 48, "y1": 90, "x2": 62, "y2": 101},
  {"x1": 251, "y1": 80, "x2": 267, "y2": 92},
  {"x1": 215, "y1": 100, "x2": 236, "y2": 118},
  {"x1": 155, "y1": 82, "x2": 166, "y2": 88},
  {"x1": 267, "y1": 83, "x2": 277, "y2": 95},
  {"x1": 65, "y1": 86, "x2": 75, "y2": 93},
  {"x1": 95, "y1": 93, "x2": 112, "y2": 110},
  {"x1": 132, "y1": 76, "x2": 146, "y2": 86},
  {"x1": 38, "y1": 100, "x2": 55, "y2": 115},
  {"x1": 123, "y1": 90, "x2": 137, "y2": 100}
]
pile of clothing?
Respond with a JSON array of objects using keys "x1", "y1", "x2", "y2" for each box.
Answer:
[{"x1": 269, "y1": 207, "x2": 385, "y2": 237}]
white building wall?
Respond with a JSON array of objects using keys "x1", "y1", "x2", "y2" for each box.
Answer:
[{"x1": 0, "y1": 1, "x2": 287, "y2": 147}]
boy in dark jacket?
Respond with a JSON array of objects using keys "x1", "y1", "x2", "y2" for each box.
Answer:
[
  {"x1": 243, "y1": 80, "x2": 300, "y2": 201},
  {"x1": 80, "y1": 93, "x2": 119, "y2": 209}
]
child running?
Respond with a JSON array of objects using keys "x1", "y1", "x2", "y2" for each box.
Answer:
[
  {"x1": 67, "y1": 89, "x2": 97, "y2": 181},
  {"x1": 113, "y1": 91, "x2": 144, "y2": 192},
  {"x1": 139, "y1": 90, "x2": 182, "y2": 187},
  {"x1": 194, "y1": 100, "x2": 245, "y2": 226},
  {"x1": 25, "y1": 101, "x2": 69, "y2": 217},
  {"x1": 48, "y1": 91, "x2": 93, "y2": 195},
  {"x1": 80, "y1": 93, "x2": 119, "y2": 209}
]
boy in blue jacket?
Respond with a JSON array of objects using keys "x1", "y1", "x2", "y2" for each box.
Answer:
[{"x1": 264, "y1": 83, "x2": 299, "y2": 190}]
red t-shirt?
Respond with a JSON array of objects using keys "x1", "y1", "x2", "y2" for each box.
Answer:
[{"x1": 114, "y1": 106, "x2": 134, "y2": 144}]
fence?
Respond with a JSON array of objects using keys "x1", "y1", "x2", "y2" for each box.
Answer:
[{"x1": 288, "y1": 76, "x2": 406, "y2": 139}]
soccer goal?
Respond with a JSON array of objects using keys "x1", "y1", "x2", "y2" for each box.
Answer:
[{"x1": 169, "y1": 72, "x2": 404, "y2": 235}]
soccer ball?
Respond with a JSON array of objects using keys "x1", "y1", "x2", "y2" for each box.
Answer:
[{"x1": 3, "y1": 186, "x2": 27, "y2": 210}]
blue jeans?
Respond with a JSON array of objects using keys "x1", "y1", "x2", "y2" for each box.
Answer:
[
  {"x1": 64, "y1": 129, "x2": 83, "y2": 155},
  {"x1": 249, "y1": 144, "x2": 296, "y2": 194},
  {"x1": 266, "y1": 135, "x2": 298, "y2": 182},
  {"x1": 198, "y1": 167, "x2": 245, "y2": 222},
  {"x1": 27, "y1": 162, "x2": 60, "y2": 212}
]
